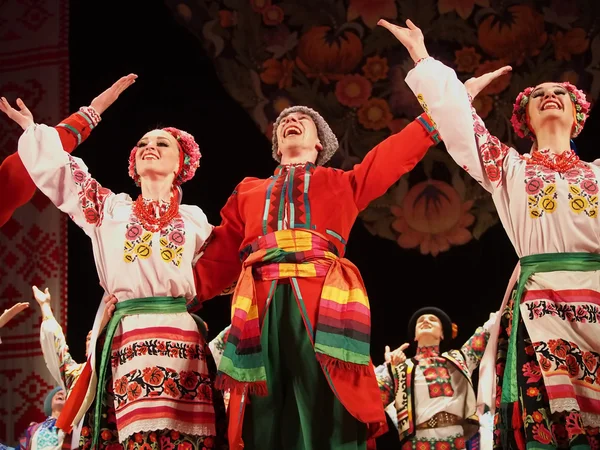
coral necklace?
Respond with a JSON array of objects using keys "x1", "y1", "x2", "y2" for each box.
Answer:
[
  {"x1": 529, "y1": 149, "x2": 580, "y2": 173},
  {"x1": 133, "y1": 189, "x2": 179, "y2": 232}
]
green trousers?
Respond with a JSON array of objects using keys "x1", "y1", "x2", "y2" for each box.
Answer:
[{"x1": 242, "y1": 283, "x2": 367, "y2": 450}]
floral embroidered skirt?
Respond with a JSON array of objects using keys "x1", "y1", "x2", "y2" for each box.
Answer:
[
  {"x1": 400, "y1": 433, "x2": 466, "y2": 450},
  {"x1": 494, "y1": 296, "x2": 599, "y2": 449},
  {"x1": 79, "y1": 312, "x2": 228, "y2": 450}
]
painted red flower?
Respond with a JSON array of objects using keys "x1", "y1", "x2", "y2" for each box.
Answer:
[
  {"x1": 262, "y1": 5, "x2": 284, "y2": 26},
  {"x1": 84, "y1": 208, "x2": 99, "y2": 224},
  {"x1": 114, "y1": 376, "x2": 128, "y2": 395},
  {"x1": 485, "y1": 165, "x2": 500, "y2": 182},
  {"x1": 142, "y1": 367, "x2": 165, "y2": 386},
  {"x1": 548, "y1": 339, "x2": 569, "y2": 359},
  {"x1": 580, "y1": 180, "x2": 599, "y2": 195},
  {"x1": 532, "y1": 423, "x2": 553, "y2": 444},
  {"x1": 566, "y1": 355, "x2": 580, "y2": 377},
  {"x1": 583, "y1": 352, "x2": 597, "y2": 372},
  {"x1": 335, "y1": 74, "x2": 372, "y2": 108},
  {"x1": 168, "y1": 230, "x2": 186, "y2": 246},
  {"x1": 565, "y1": 411, "x2": 584, "y2": 439},
  {"x1": 180, "y1": 371, "x2": 199, "y2": 390},
  {"x1": 126, "y1": 224, "x2": 142, "y2": 240},
  {"x1": 526, "y1": 178, "x2": 544, "y2": 195},
  {"x1": 127, "y1": 382, "x2": 142, "y2": 401},
  {"x1": 527, "y1": 386, "x2": 539, "y2": 397},
  {"x1": 522, "y1": 361, "x2": 542, "y2": 383},
  {"x1": 532, "y1": 411, "x2": 543, "y2": 423},
  {"x1": 435, "y1": 440, "x2": 452, "y2": 450},
  {"x1": 72, "y1": 169, "x2": 86, "y2": 184},
  {"x1": 164, "y1": 378, "x2": 180, "y2": 398}
]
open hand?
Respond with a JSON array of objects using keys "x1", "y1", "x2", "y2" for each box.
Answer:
[
  {"x1": 377, "y1": 19, "x2": 428, "y2": 63},
  {"x1": 90, "y1": 74, "x2": 137, "y2": 115},
  {"x1": 385, "y1": 342, "x2": 410, "y2": 366},
  {"x1": 0, "y1": 97, "x2": 34, "y2": 130},
  {"x1": 0, "y1": 302, "x2": 29, "y2": 328},
  {"x1": 32, "y1": 286, "x2": 51, "y2": 306},
  {"x1": 464, "y1": 66, "x2": 512, "y2": 99}
]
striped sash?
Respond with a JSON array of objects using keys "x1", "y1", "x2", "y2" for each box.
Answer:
[{"x1": 216, "y1": 229, "x2": 371, "y2": 395}]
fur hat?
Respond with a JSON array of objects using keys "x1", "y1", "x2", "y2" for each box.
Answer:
[
  {"x1": 272, "y1": 106, "x2": 339, "y2": 166},
  {"x1": 44, "y1": 386, "x2": 63, "y2": 417}
]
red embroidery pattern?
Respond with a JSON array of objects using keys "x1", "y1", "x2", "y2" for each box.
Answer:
[
  {"x1": 473, "y1": 109, "x2": 510, "y2": 185},
  {"x1": 525, "y1": 300, "x2": 600, "y2": 323},
  {"x1": 534, "y1": 339, "x2": 599, "y2": 386},
  {"x1": 111, "y1": 340, "x2": 205, "y2": 368},
  {"x1": 400, "y1": 433, "x2": 465, "y2": 450},
  {"x1": 113, "y1": 366, "x2": 213, "y2": 409},
  {"x1": 159, "y1": 216, "x2": 186, "y2": 267},
  {"x1": 523, "y1": 164, "x2": 557, "y2": 218},
  {"x1": 416, "y1": 346, "x2": 454, "y2": 398},
  {"x1": 68, "y1": 156, "x2": 112, "y2": 226}
]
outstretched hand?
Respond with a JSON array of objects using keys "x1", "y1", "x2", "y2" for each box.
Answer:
[
  {"x1": 32, "y1": 285, "x2": 51, "y2": 306},
  {"x1": 384, "y1": 342, "x2": 410, "y2": 366},
  {"x1": 0, "y1": 302, "x2": 29, "y2": 328},
  {"x1": 464, "y1": 66, "x2": 512, "y2": 100},
  {"x1": 377, "y1": 19, "x2": 428, "y2": 63},
  {"x1": 90, "y1": 73, "x2": 137, "y2": 115},
  {"x1": 0, "y1": 97, "x2": 34, "y2": 130}
]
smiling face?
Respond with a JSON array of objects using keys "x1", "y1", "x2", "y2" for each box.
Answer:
[
  {"x1": 51, "y1": 389, "x2": 66, "y2": 414},
  {"x1": 527, "y1": 82, "x2": 574, "y2": 137},
  {"x1": 134, "y1": 130, "x2": 180, "y2": 184},
  {"x1": 276, "y1": 112, "x2": 323, "y2": 162},
  {"x1": 414, "y1": 314, "x2": 444, "y2": 343}
]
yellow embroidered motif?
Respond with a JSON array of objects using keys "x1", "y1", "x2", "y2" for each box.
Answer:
[
  {"x1": 568, "y1": 183, "x2": 598, "y2": 217},
  {"x1": 417, "y1": 94, "x2": 437, "y2": 128},
  {"x1": 160, "y1": 222, "x2": 185, "y2": 267},
  {"x1": 124, "y1": 223, "x2": 153, "y2": 263}
]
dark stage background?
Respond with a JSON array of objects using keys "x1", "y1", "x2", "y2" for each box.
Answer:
[{"x1": 65, "y1": 2, "x2": 599, "y2": 444}]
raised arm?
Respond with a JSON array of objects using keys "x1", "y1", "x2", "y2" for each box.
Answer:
[
  {"x1": 17, "y1": 122, "x2": 114, "y2": 234},
  {"x1": 460, "y1": 312, "x2": 497, "y2": 374},
  {"x1": 343, "y1": 113, "x2": 440, "y2": 211},
  {"x1": 379, "y1": 19, "x2": 517, "y2": 194},
  {"x1": 0, "y1": 75, "x2": 136, "y2": 227},
  {"x1": 0, "y1": 104, "x2": 98, "y2": 227},
  {"x1": 35, "y1": 286, "x2": 84, "y2": 393},
  {"x1": 192, "y1": 184, "x2": 245, "y2": 305}
]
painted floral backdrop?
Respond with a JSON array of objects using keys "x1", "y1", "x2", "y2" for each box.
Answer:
[{"x1": 166, "y1": 0, "x2": 600, "y2": 256}]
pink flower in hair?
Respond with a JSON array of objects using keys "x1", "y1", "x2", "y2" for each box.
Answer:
[
  {"x1": 510, "y1": 83, "x2": 591, "y2": 140},
  {"x1": 128, "y1": 127, "x2": 202, "y2": 186}
]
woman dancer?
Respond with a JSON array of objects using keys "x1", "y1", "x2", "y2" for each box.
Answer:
[
  {"x1": 378, "y1": 18, "x2": 599, "y2": 450},
  {"x1": 2, "y1": 83, "x2": 226, "y2": 449}
]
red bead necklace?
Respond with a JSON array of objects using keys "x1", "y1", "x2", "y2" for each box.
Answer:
[
  {"x1": 529, "y1": 149, "x2": 580, "y2": 173},
  {"x1": 133, "y1": 189, "x2": 179, "y2": 232}
]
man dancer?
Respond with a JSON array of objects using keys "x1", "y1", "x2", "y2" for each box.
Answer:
[
  {"x1": 191, "y1": 93, "x2": 465, "y2": 448},
  {"x1": 377, "y1": 307, "x2": 496, "y2": 450}
]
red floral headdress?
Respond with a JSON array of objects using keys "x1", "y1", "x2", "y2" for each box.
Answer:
[
  {"x1": 510, "y1": 82, "x2": 590, "y2": 140},
  {"x1": 128, "y1": 127, "x2": 201, "y2": 186}
]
